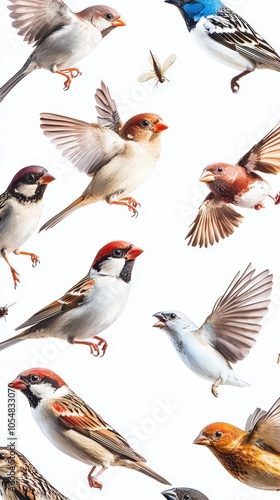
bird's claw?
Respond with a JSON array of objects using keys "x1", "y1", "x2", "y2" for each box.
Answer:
[
  {"x1": 30, "y1": 253, "x2": 40, "y2": 267},
  {"x1": 277, "y1": 354, "x2": 280, "y2": 364},
  {"x1": 93, "y1": 336, "x2": 108, "y2": 357},
  {"x1": 211, "y1": 378, "x2": 222, "y2": 397},
  {"x1": 231, "y1": 78, "x2": 240, "y2": 93},
  {"x1": 274, "y1": 192, "x2": 280, "y2": 205},
  {"x1": 12, "y1": 270, "x2": 20, "y2": 289},
  {"x1": 88, "y1": 476, "x2": 102, "y2": 489}
]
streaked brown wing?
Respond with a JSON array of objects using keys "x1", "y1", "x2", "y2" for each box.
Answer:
[
  {"x1": 185, "y1": 193, "x2": 243, "y2": 248},
  {"x1": 246, "y1": 398, "x2": 280, "y2": 453},
  {"x1": 238, "y1": 123, "x2": 280, "y2": 175},
  {"x1": 53, "y1": 396, "x2": 145, "y2": 462}
]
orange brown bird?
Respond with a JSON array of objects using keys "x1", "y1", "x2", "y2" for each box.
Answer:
[{"x1": 194, "y1": 396, "x2": 280, "y2": 490}]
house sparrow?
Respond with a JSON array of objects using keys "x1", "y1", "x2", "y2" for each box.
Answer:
[
  {"x1": 162, "y1": 487, "x2": 209, "y2": 500},
  {"x1": 0, "y1": 0, "x2": 125, "y2": 101},
  {"x1": 9, "y1": 368, "x2": 171, "y2": 489},
  {"x1": 165, "y1": 0, "x2": 280, "y2": 92},
  {"x1": 0, "y1": 166, "x2": 55, "y2": 288},
  {"x1": 138, "y1": 51, "x2": 177, "y2": 86},
  {"x1": 153, "y1": 263, "x2": 272, "y2": 397},
  {"x1": 0, "y1": 241, "x2": 143, "y2": 356},
  {"x1": 39, "y1": 81, "x2": 168, "y2": 230},
  {"x1": 0, "y1": 446, "x2": 69, "y2": 499},
  {"x1": 186, "y1": 122, "x2": 280, "y2": 247},
  {"x1": 194, "y1": 396, "x2": 280, "y2": 490}
]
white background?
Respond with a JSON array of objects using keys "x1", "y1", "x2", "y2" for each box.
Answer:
[{"x1": 1, "y1": 0, "x2": 280, "y2": 499}]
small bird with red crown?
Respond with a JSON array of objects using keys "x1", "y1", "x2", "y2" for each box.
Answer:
[
  {"x1": 186, "y1": 122, "x2": 280, "y2": 247},
  {"x1": 8, "y1": 368, "x2": 171, "y2": 490},
  {"x1": 0, "y1": 240, "x2": 143, "y2": 356},
  {"x1": 194, "y1": 396, "x2": 280, "y2": 490}
]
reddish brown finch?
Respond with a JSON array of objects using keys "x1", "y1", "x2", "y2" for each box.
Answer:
[{"x1": 194, "y1": 396, "x2": 280, "y2": 490}]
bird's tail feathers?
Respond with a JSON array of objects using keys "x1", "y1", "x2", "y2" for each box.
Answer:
[
  {"x1": 0, "y1": 334, "x2": 25, "y2": 352},
  {"x1": 39, "y1": 195, "x2": 92, "y2": 231},
  {"x1": 124, "y1": 460, "x2": 171, "y2": 485},
  {"x1": 0, "y1": 57, "x2": 34, "y2": 102}
]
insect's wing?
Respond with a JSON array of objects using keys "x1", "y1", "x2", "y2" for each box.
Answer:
[
  {"x1": 138, "y1": 72, "x2": 156, "y2": 82},
  {"x1": 162, "y1": 54, "x2": 177, "y2": 72}
]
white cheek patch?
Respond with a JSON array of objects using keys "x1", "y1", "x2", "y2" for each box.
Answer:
[
  {"x1": 99, "y1": 257, "x2": 126, "y2": 278},
  {"x1": 15, "y1": 183, "x2": 38, "y2": 197}
]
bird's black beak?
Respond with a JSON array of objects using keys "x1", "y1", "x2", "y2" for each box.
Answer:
[
  {"x1": 153, "y1": 312, "x2": 167, "y2": 328},
  {"x1": 161, "y1": 489, "x2": 177, "y2": 500}
]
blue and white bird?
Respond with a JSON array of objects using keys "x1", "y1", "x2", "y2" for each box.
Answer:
[{"x1": 165, "y1": 0, "x2": 280, "y2": 92}]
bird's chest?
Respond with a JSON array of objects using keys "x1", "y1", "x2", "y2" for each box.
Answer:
[
  {"x1": 0, "y1": 199, "x2": 43, "y2": 254},
  {"x1": 233, "y1": 179, "x2": 271, "y2": 208}
]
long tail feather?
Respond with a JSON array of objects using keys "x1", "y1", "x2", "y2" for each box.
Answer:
[
  {"x1": 126, "y1": 461, "x2": 171, "y2": 485},
  {"x1": 0, "y1": 57, "x2": 33, "y2": 102},
  {"x1": 39, "y1": 195, "x2": 90, "y2": 231}
]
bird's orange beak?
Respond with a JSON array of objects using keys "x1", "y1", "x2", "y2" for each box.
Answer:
[
  {"x1": 199, "y1": 171, "x2": 215, "y2": 183},
  {"x1": 193, "y1": 433, "x2": 211, "y2": 446},
  {"x1": 152, "y1": 121, "x2": 169, "y2": 133},
  {"x1": 126, "y1": 246, "x2": 144, "y2": 260},
  {"x1": 38, "y1": 173, "x2": 56, "y2": 185},
  {"x1": 9, "y1": 378, "x2": 28, "y2": 391},
  {"x1": 113, "y1": 18, "x2": 126, "y2": 27}
]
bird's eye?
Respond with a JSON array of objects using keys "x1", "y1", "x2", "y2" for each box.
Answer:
[
  {"x1": 27, "y1": 173, "x2": 36, "y2": 182},
  {"x1": 30, "y1": 374, "x2": 39, "y2": 383},
  {"x1": 214, "y1": 430, "x2": 223, "y2": 439},
  {"x1": 217, "y1": 166, "x2": 223, "y2": 173},
  {"x1": 141, "y1": 119, "x2": 150, "y2": 128},
  {"x1": 170, "y1": 313, "x2": 177, "y2": 319},
  {"x1": 112, "y1": 248, "x2": 123, "y2": 258},
  {"x1": 105, "y1": 12, "x2": 113, "y2": 20},
  {"x1": 0, "y1": 453, "x2": 6, "y2": 460},
  {"x1": 183, "y1": 495, "x2": 190, "y2": 500}
]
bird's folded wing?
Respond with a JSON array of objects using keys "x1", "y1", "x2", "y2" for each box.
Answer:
[
  {"x1": 245, "y1": 398, "x2": 280, "y2": 453},
  {"x1": 52, "y1": 398, "x2": 146, "y2": 462},
  {"x1": 40, "y1": 113, "x2": 125, "y2": 176},
  {"x1": 238, "y1": 123, "x2": 280, "y2": 174},
  {"x1": 205, "y1": 7, "x2": 280, "y2": 68},
  {"x1": 95, "y1": 81, "x2": 122, "y2": 132},
  {"x1": 185, "y1": 193, "x2": 243, "y2": 248},
  {"x1": 8, "y1": 0, "x2": 75, "y2": 45},
  {"x1": 200, "y1": 264, "x2": 273, "y2": 363},
  {"x1": 0, "y1": 193, "x2": 12, "y2": 219},
  {"x1": 15, "y1": 276, "x2": 95, "y2": 329}
]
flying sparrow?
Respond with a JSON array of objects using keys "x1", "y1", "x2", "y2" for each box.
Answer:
[
  {"x1": 186, "y1": 122, "x2": 280, "y2": 247},
  {"x1": 165, "y1": 0, "x2": 280, "y2": 92},
  {"x1": 162, "y1": 487, "x2": 210, "y2": 500},
  {"x1": 0, "y1": 447, "x2": 69, "y2": 499},
  {"x1": 0, "y1": 241, "x2": 143, "y2": 356},
  {"x1": 194, "y1": 396, "x2": 280, "y2": 490},
  {"x1": 9, "y1": 367, "x2": 171, "y2": 489},
  {"x1": 0, "y1": 166, "x2": 55, "y2": 288},
  {"x1": 39, "y1": 81, "x2": 168, "y2": 230},
  {"x1": 0, "y1": 0, "x2": 125, "y2": 101},
  {"x1": 153, "y1": 263, "x2": 272, "y2": 397}
]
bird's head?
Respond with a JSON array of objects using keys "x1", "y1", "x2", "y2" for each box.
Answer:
[
  {"x1": 0, "y1": 447, "x2": 20, "y2": 478},
  {"x1": 91, "y1": 240, "x2": 143, "y2": 283},
  {"x1": 79, "y1": 5, "x2": 126, "y2": 37},
  {"x1": 199, "y1": 163, "x2": 241, "y2": 202},
  {"x1": 162, "y1": 487, "x2": 209, "y2": 500},
  {"x1": 9, "y1": 368, "x2": 67, "y2": 409},
  {"x1": 153, "y1": 311, "x2": 195, "y2": 336},
  {"x1": 7, "y1": 166, "x2": 55, "y2": 201},
  {"x1": 194, "y1": 422, "x2": 245, "y2": 453},
  {"x1": 120, "y1": 114, "x2": 168, "y2": 142},
  {"x1": 164, "y1": 0, "x2": 224, "y2": 30}
]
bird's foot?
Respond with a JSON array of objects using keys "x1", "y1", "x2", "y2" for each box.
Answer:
[
  {"x1": 88, "y1": 465, "x2": 106, "y2": 489},
  {"x1": 114, "y1": 196, "x2": 141, "y2": 217},
  {"x1": 17, "y1": 250, "x2": 40, "y2": 267},
  {"x1": 274, "y1": 192, "x2": 280, "y2": 205},
  {"x1": 93, "y1": 336, "x2": 108, "y2": 357},
  {"x1": 73, "y1": 340, "x2": 101, "y2": 357},
  {"x1": 56, "y1": 68, "x2": 82, "y2": 90},
  {"x1": 11, "y1": 268, "x2": 20, "y2": 289},
  {"x1": 211, "y1": 378, "x2": 222, "y2": 398},
  {"x1": 231, "y1": 69, "x2": 252, "y2": 94},
  {"x1": 277, "y1": 353, "x2": 280, "y2": 364},
  {"x1": 254, "y1": 203, "x2": 265, "y2": 210},
  {"x1": 231, "y1": 78, "x2": 240, "y2": 93}
]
